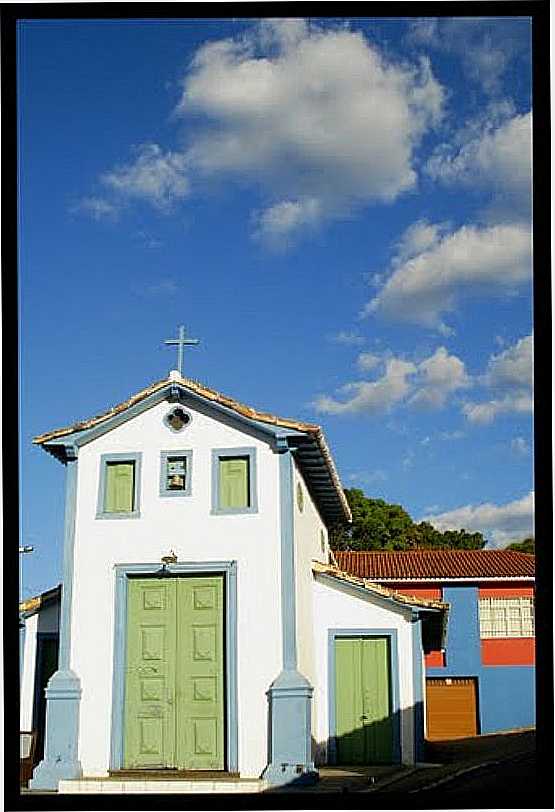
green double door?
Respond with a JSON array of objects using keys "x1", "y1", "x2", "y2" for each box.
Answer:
[
  {"x1": 123, "y1": 576, "x2": 225, "y2": 771},
  {"x1": 334, "y1": 636, "x2": 394, "y2": 764}
]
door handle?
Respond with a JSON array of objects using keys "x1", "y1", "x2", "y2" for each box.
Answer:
[{"x1": 360, "y1": 714, "x2": 368, "y2": 721}]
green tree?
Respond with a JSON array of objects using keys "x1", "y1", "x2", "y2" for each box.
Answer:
[
  {"x1": 505, "y1": 537, "x2": 535, "y2": 553},
  {"x1": 331, "y1": 488, "x2": 486, "y2": 551}
]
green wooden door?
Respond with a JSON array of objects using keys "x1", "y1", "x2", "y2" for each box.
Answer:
[
  {"x1": 123, "y1": 577, "x2": 224, "y2": 770},
  {"x1": 335, "y1": 637, "x2": 393, "y2": 764}
]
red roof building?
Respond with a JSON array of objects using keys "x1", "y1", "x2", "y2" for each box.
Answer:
[{"x1": 334, "y1": 550, "x2": 535, "y2": 741}]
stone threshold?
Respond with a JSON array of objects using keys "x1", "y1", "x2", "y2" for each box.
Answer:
[
  {"x1": 58, "y1": 778, "x2": 268, "y2": 794},
  {"x1": 108, "y1": 769, "x2": 241, "y2": 780}
]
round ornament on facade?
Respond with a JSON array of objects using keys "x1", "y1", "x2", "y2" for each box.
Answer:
[
  {"x1": 164, "y1": 407, "x2": 192, "y2": 432},
  {"x1": 297, "y1": 482, "x2": 304, "y2": 513}
]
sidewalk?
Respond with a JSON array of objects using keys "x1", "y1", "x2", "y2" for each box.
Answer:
[{"x1": 20, "y1": 729, "x2": 536, "y2": 796}]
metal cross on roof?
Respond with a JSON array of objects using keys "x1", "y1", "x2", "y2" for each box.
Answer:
[{"x1": 164, "y1": 325, "x2": 200, "y2": 376}]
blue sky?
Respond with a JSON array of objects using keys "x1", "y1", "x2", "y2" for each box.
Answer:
[{"x1": 18, "y1": 16, "x2": 534, "y2": 599}]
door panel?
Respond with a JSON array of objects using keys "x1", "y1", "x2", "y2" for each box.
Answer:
[
  {"x1": 176, "y1": 577, "x2": 225, "y2": 770},
  {"x1": 335, "y1": 637, "x2": 393, "y2": 764},
  {"x1": 123, "y1": 580, "x2": 177, "y2": 768},
  {"x1": 335, "y1": 638, "x2": 365, "y2": 763},
  {"x1": 361, "y1": 637, "x2": 393, "y2": 763}
]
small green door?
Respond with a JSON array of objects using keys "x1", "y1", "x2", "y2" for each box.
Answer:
[
  {"x1": 123, "y1": 577, "x2": 224, "y2": 770},
  {"x1": 335, "y1": 637, "x2": 394, "y2": 764}
]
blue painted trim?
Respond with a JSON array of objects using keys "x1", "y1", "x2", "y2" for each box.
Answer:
[
  {"x1": 29, "y1": 450, "x2": 83, "y2": 789},
  {"x1": 163, "y1": 405, "x2": 193, "y2": 433},
  {"x1": 59, "y1": 453, "x2": 78, "y2": 669},
  {"x1": 210, "y1": 447, "x2": 258, "y2": 515},
  {"x1": 159, "y1": 450, "x2": 193, "y2": 497},
  {"x1": 327, "y1": 628, "x2": 402, "y2": 765},
  {"x1": 279, "y1": 450, "x2": 297, "y2": 669},
  {"x1": 411, "y1": 617, "x2": 425, "y2": 762},
  {"x1": 96, "y1": 452, "x2": 142, "y2": 519},
  {"x1": 109, "y1": 561, "x2": 238, "y2": 773}
]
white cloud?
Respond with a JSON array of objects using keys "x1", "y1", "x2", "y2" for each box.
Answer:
[
  {"x1": 332, "y1": 330, "x2": 365, "y2": 346},
  {"x1": 426, "y1": 112, "x2": 532, "y2": 219},
  {"x1": 72, "y1": 196, "x2": 119, "y2": 220},
  {"x1": 252, "y1": 198, "x2": 322, "y2": 246},
  {"x1": 313, "y1": 346, "x2": 468, "y2": 416},
  {"x1": 462, "y1": 394, "x2": 533, "y2": 424},
  {"x1": 485, "y1": 333, "x2": 533, "y2": 389},
  {"x1": 314, "y1": 357, "x2": 416, "y2": 415},
  {"x1": 407, "y1": 18, "x2": 528, "y2": 96},
  {"x1": 176, "y1": 19, "x2": 444, "y2": 237},
  {"x1": 356, "y1": 351, "x2": 381, "y2": 372},
  {"x1": 439, "y1": 429, "x2": 465, "y2": 440},
  {"x1": 511, "y1": 437, "x2": 530, "y2": 456},
  {"x1": 409, "y1": 346, "x2": 470, "y2": 408},
  {"x1": 347, "y1": 469, "x2": 388, "y2": 485},
  {"x1": 422, "y1": 491, "x2": 534, "y2": 547},
  {"x1": 101, "y1": 144, "x2": 190, "y2": 210},
  {"x1": 463, "y1": 333, "x2": 533, "y2": 424},
  {"x1": 365, "y1": 221, "x2": 532, "y2": 331}
]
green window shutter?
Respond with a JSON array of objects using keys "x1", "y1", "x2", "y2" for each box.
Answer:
[
  {"x1": 105, "y1": 462, "x2": 135, "y2": 512},
  {"x1": 219, "y1": 457, "x2": 249, "y2": 509}
]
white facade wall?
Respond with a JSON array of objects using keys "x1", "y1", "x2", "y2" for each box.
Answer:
[
  {"x1": 292, "y1": 463, "x2": 329, "y2": 748},
  {"x1": 20, "y1": 613, "x2": 39, "y2": 729},
  {"x1": 312, "y1": 576, "x2": 417, "y2": 765},
  {"x1": 70, "y1": 398, "x2": 283, "y2": 778}
]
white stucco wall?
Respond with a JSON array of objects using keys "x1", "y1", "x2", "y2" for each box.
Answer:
[
  {"x1": 292, "y1": 462, "x2": 329, "y2": 748},
  {"x1": 312, "y1": 575, "x2": 417, "y2": 765},
  {"x1": 20, "y1": 613, "x2": 39, "y2": 729},
  {"x1": 69, "y1": 397, "x2": 284, "y2": 778}
]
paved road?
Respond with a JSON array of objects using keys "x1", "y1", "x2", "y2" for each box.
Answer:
[
  {"x1": 410, "y1": 750, "x2": 551, "y2": 806},
  {"x1": 420, "y1": 752, "x2": 536, "y2": 794}
]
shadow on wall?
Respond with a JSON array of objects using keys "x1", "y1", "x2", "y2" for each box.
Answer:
[{"x1": 262, "y1": 703, "x2": 423, "y2": 790}]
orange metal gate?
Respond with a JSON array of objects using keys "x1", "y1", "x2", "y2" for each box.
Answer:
[{"x1": 425, "y1": 678, "x2": 478, "y2": 740}]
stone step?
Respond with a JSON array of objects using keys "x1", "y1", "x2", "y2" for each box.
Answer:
[{"x1": 58, "y1": 778, "x2": 269, "y2": 794}]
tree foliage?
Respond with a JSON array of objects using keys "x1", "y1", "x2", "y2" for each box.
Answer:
[
  {"x1": 505, "y1": 537, "x2": 535, "y2": 554},
  {"x1": 331, "y1": 488, "x2": 486, "y2": 551}
]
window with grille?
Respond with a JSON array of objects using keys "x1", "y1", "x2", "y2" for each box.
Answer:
[{"x1": 479, "y1": 597, "x2": 535, "y2": 638}]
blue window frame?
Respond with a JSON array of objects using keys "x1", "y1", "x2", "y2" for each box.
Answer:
[
  {"x1": 211, "y1": 447, "x2": 258, "y2": 515},
  {"x1": 96, "y1": 452, "x2": 142, "y2": 519},
  {"x1": 159, "y1": 450, "x2": 193, "y2": 497}
]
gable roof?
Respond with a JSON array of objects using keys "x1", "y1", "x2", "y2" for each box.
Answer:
[
  {"x1": 19, "y1": 584, "x2": 61, "y2": 617},
  {"x1": 334, "y1": 550, "x2": 535, "y2": 581},
  {"x1": 312, "y1": 561, "x2": 449, "y2": 649},
  {"x1": 33, "y1": 372, "x2": 351, "y2": 524},
  {"x1": 312, "y1": 561, "x2": 448, "y2": 611}
]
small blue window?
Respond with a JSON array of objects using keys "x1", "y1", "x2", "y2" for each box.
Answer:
[{"x1": 160, "y1": 450, "x2": 193, "y2": 497}]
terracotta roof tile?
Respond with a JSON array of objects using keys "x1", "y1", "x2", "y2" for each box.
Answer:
[
  {"x1": 334, "y1": 550, "x2": 535, "y2": 580},
  {"x1": 312, "y1": 561, "x2": 449, "y2": 611}
]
